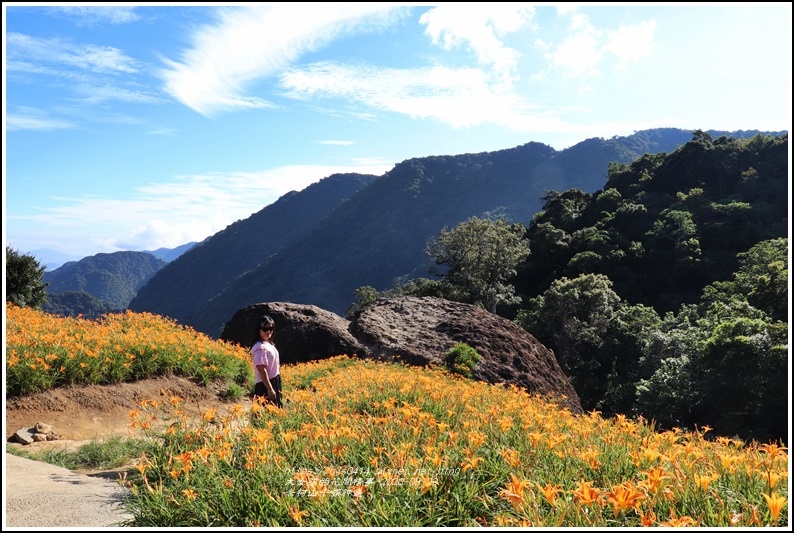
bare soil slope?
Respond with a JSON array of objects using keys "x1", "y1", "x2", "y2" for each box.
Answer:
[{"x1": 5, "y1": 376, "x2": 241, "y2": 456}]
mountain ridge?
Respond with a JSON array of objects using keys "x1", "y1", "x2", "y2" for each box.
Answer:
[{"x1": 129, "y1": 127, "x2": 786, "y2": 336}]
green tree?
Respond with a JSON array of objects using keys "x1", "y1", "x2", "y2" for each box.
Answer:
[
  {"x1": 694, "y1": 317, "x2": 788, "y2": 442},
  {"x1": 426, "y1": 214, "x2": 529, "y2": 313},
  {"x1": 733, "y1": 238, "x2": 788, "y2": 322},
  {"x1": 516, "y1": 273, "x2": 620, "y2": 409},
  {"x1": 345, "y1": 285, "x2": 380, "y2": 317},
  {"x1": 5, "y1": 246, "x2": 48, "y2": 309}
]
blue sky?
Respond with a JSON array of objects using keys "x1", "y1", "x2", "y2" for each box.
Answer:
[{"x1": 3, "y1": 3, "x2": 792, "y2": 262}]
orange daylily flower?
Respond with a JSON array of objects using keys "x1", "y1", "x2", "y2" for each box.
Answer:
[
  {"x1": 461, "y1": 456, "x2": 483, "y2": 472},
  {"x1": 538, "y1": 482, "x2": 563, "y2": 505},
  {"x1": 659, "y1": 509, "x2": 697, "y2": 527},
  {"x1": 640, "y1": 510, "x2": 657, "y2": 527},
  {"x1": 641, "y1": 466, "x2": 670, "y2": 494},
  {"x1": 571, "y1": 480, "x2": 601, "y2": 506},
  {"x1": 500, "y1": 448, "x2": 521, "y2": 468},
  {"x1": 605, "y1": 483, "x2": 645, "y2": 516},
  {"x1": 500, "y1": 474, "x2": 531, "y2": 509},
  {"x1": 762, "y1": 492, "x2": 787, "y2": 522},
  {"x1": 288, "y1": 505, "x2": 308, "y2": 525}
]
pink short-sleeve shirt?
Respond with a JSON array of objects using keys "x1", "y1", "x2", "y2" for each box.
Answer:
[{"x1": 251, "y1": 340, "x2": 280, "y2": 383}]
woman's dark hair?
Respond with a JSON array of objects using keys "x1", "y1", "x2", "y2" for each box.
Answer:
[{"x1": 256, "y1": 315, "x2": 275, "y2": 337}]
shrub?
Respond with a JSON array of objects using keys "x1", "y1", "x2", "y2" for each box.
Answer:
[{"x1": 443, "y1": 342, "x2": 481, "y2": 378}]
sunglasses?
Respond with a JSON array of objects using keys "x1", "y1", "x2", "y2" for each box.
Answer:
[{"x1": 260, "y1": 326, "x2": 274, "y2": 332}]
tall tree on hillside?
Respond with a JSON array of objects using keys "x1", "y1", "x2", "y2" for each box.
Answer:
[
  {"x1": 5, "y1": 246, "x2": 48, "y2": 309},
  {"x1": 426, "y1": 214, "x2": 530, "y2": 313}
]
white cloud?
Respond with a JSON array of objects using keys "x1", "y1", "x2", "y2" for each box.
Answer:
[
  {"x1": 419, "y1": 4, "x2": 536, "y2": 89},
  {"x1": 603, "y1": 21, "x2": 656, "y2": 71},
  {"x1": 49, "y1": 6, "x2": 141, "y2": 25},
  {"x1": 6, "y1": 32, "x2": 140, "y2": 74},
  {"x1": 147, "y1": 127, "x2": 177, "y2": 136},
  {"x1": 545, "y1": 15, "x2": 603, "y2": 77},
  {"x1": 160, "y1": 4, "x2": 408, "y2": 116},
  {"x1": 72, "y1": 83, "x2": 163, "y2": 105},
  {"x1": 543, "y1": 11, "x2": 656, "y2": 76},
  {"x1": 280, "y1": 62, "x2": 541, "y2": 130},
  {"x1": 6, "y1": 114, "x2": 76, "y2": 131}
]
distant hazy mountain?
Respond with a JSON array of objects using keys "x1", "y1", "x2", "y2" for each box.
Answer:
[
  {"x1": 44, "y1": 251, "x2": 167, "y2": 311},
  {"x1": 30, "y1": 248, "x2": 84, "y2": 271},
  {"x1": 127, "y1": 128, "x2": 786, "y2": 337},
  {"x1": 30, "y1": 242, "x2": 196, "y2": 272},
  {"x1": 146, "y1": 242, "x2": 198, "y2": 263}
]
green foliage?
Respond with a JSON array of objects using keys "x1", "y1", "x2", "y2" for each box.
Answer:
[
  {"x1": 43, "y1": 290, "x2": 121, "y2": 319},
  {"x1": 733, "y1": 238, "x2": 788, "y2": 321},
  {"x1": 693, "y1": 316, "x2": 788, "y2": 442},
  {"x1": 12, "y1": 435, "x2": 153, "y2": 472},
  {"x1": 517, "y1": 273, "x2": 619, "y2": 369},
  {"x1": 427, "y1": 214, "x2": 529, "y2": 313},
  {"x1": 5, "y1": 246, "x2": 48, "y2": 308},
  {"x1": 222, "y1": 382, "x2": 246, "y2": 401},
  {"x1": 345, "y1": 285, "x2": 380, "y2": 317},
  {"x1": 443, "y1": 342, "x2": 481, "y2": 378}
]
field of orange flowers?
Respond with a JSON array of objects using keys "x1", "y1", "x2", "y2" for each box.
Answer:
[
  {"x1": 5, "y1": 303, "x2": 252, "y2": 396},
  {"x1": 5, "y1": 303, "x2": 789, "y2": 526}
]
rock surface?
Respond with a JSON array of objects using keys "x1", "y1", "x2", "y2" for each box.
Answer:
[
  {"x1": 12, "y1": 421, "x2": 60, "y2": 445},
  {"x1": 220, "y1": 301, "x2": 365, "y2": 363},
  {"x1": 220, "y1": 296, "x2": 582, "y2": 414}
]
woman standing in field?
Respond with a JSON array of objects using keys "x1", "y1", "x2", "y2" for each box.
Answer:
[{"x1": 250, "y1": 315, "x2": 282, "y2": 407}]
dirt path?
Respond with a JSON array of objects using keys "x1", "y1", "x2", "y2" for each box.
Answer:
[{"x1": 4, "y1": 376, "x2": 246, "y2": 528}]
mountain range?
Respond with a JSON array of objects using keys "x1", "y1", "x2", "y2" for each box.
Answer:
[
  {"x1": 128, "y1": 127, "x2": 785, "y2": 337},
  {"x1": 35, "y1": 127, "x2": 784, "y2": 335}
]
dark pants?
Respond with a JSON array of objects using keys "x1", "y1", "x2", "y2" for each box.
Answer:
[{"x1": 254, "y1": 374, "x2": 283, "y2": 407}]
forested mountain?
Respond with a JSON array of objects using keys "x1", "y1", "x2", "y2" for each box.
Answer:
[
  {"x1": 129, "y1": 127, "x2": 783, "y2": 337},
  {"x1": 517, "y1": 131, "x2": 789, "y2": 312},
  {"x1": 43, "y1": 291, "x2": 120, "y2": 319},
  {"x1": 43, "y1": 251, "x2": 166, "y2": 311},
  {"x1": 506, "y1": 132, "x2": 788, "y2": 442},
  {"x1": 128, "y1": 172, "x2": 378, "y2": 326}
]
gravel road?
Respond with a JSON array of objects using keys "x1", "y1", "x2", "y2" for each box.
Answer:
[{"x1": 3, "y1": 452, "x2": 133, "y2": 528}]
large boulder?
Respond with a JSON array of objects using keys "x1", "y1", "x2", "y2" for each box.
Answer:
[
  {"x1": 219, "y1": 302, "x2": 364, "y2": 364},
  {"x1": 220, "y1": 296, "x2": 582, "y2": 414},
  {"x1": 350, "y1": 296, "x2": 582, "y2": 414}
]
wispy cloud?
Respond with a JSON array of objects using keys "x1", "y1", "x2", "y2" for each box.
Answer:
[
  {"x1": 71, "y1": 83, "x2": 163, "y2": 105},
  {"x1": 280, "y1": 62, "x2": 540, "y2": 130},
  {"x1": 317, "y1": 140, "x2": 355, "y2": 146},
  {"x1": 160, "y1": 4, "x2": 409, "y2": 116},
  {"x1": 7, "y1": 32, "x2": 140, "y2": 74},
  {"x1": 147, "y1": 127, "x2": 177, "y2": 136},
  {"x1": 48, "y1": 6, "x2": 141, "y2": 25},
  {"x1": 6, "y1": 114, "x2": 77, "y2": 131},
  {"x1": 6, "y1": 32, "x2": 163, "y2": 122}
]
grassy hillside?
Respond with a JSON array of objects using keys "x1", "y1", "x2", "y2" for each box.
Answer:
[{"x1": 5, "y1": 304, "x2": 788, "y2": 527}]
